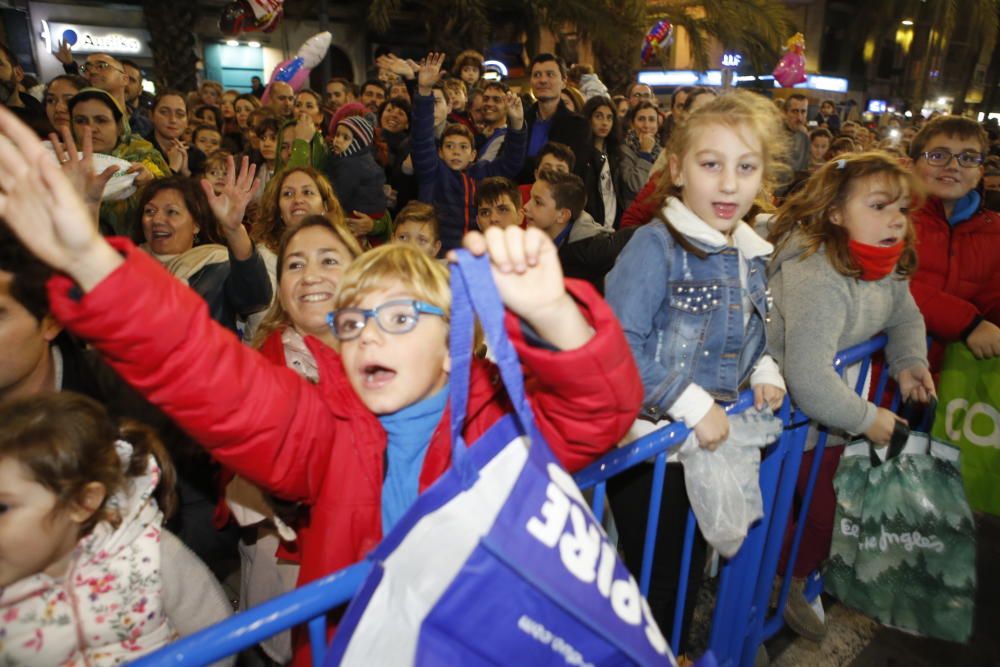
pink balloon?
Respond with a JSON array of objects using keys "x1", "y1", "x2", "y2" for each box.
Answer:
[
  {"x1": 260, "y1": 57, "x2": 312, "y2": 105},
  {"x1": 773, "y1": 52, "x2": 806, "y2": 88}
]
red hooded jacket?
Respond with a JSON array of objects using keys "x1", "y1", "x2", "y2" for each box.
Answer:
[
  {"x1": 48, "y1": 240, "x2": 643, "y2": 665},
  {"x1": 909, "y1": 195, "x2": 1000, "y2": 367}
]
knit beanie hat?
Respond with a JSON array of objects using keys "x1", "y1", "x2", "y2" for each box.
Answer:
[{"x1": 336, "y1": 115, "x2": 374, "y2": 157}]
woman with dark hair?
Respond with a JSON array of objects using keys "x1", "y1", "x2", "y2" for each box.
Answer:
[
  {"x1": 582, "y1": 95, "x2": 623, "y2": 228},
  {"x1": 43, "y1": 74, "x2": 88, "y2": 132},
  {"x1": 232, "y1": 93, "x2": 262, "y2": 152},
  {"x1": 376, "y1": 97, "x2": 411, "y2": 169},
  {"x1": 193, "y1": 104, "x2": 223, "y2": 131},
  {"x1": 619, "y1": 100, "x2": 662, "y2": 209},
  {"x1": 135, "y1": 158, "x2": 271, "y2": 331},
  {"x1": 150, "y1": 90, "x2": 211, "y2": 178},
  {"x1": 69, "y1": 87, "x2": 170, "y2": 236}
]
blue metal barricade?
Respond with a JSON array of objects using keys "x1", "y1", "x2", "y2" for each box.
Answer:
[
  {"x1": 132, "y1": 337, "x2": 893, "y2": 667},
  {"x1": 130, "y1": 562, "x2": 371, "y2": 667},
  {"x1": 742, "y1": 335, "x2": 891, "y2": 665}
]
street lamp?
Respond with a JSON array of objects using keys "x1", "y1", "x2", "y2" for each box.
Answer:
[{"x1": 901, "y1": 19, "x2": 914, "y2": 26}]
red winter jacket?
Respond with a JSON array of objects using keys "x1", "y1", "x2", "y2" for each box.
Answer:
[
  {"x1": 620, "y1": 169, "x2": 662, "y2": 228},
  {"x1": 48, "y1": 240, "x2": 642, "y2": 666},
  {"x1": 909, "y1": 196, "x2": 1000, "y2": 367}
]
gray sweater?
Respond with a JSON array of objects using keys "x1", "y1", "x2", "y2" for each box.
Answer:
[{"x1": 767, "y1": 234, "x2": 928, "y2": 435}]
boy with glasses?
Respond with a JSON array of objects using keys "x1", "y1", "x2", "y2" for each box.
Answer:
[
  {"x1": 0, "y1": 101, "x2": 643, "y2": 664},
  {"x1": 910, "y1": 115, "x2": 1000, "y2": 363}
]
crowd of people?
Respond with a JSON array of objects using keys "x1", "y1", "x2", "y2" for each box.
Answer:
[{"x1": 0, "y1": 39, "x2": 998, "y2": 666}]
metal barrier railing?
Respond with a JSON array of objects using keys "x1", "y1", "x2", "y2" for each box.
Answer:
[{"x1": 131, "y1": 336, "x2": 892, "y2": 667}]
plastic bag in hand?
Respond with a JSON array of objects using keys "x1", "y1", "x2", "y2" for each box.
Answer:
[{"x1": 678, "y1": 408, "x2": 782, "y2": 557}]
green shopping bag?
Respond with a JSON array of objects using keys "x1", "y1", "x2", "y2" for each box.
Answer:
[
  {"x1": 825, "y1": 402, "x2": 976, "y2": 642},
  {"x1": 932, "y1": 342, "x2": 1000, "y2": 515}
]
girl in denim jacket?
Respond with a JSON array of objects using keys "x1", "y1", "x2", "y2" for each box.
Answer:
[{"x1": 604, "y1": 91, "x2": 789, "y2": 649}]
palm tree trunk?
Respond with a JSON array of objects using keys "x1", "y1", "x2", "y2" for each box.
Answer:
[{"x1": 142, "y1": 0, "x2": 199, "y2": 92}]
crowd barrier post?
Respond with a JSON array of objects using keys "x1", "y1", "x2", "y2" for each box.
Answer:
[{"x1": 753, "y1": 335, "x2": 889, "y2": 652}]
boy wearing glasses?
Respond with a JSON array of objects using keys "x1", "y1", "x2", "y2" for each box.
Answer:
[
  {"x1": 0, "y1": 102, "x2": 642, "y2": 665},
  {"x1": 910, "y1": 115, "x2": 1000, "y2": 363}
]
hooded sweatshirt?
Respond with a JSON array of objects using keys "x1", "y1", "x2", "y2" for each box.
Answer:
[
  {"x1": 766, "y1": 231, "x2": 928, "y2": 435},
  {"x1": 0, "y1": 443, "x2": 177, "y2": 665}
]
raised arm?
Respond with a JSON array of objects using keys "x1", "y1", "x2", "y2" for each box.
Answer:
[
  {"x1": 457, "y1": 226, "x2": 642, "y2": 470},
  {"x1": 479, "y1": 91, "x2": 527, "y2": 180},
  {"x1": 202, "y1": 154, "x2": 260, "y2": 261},
  {"x1": 0, "y1": 106, "x2": 338, "y2": 502},
  {"x1": 411, "y1": 52, "x2": 446, "y2": 188}
]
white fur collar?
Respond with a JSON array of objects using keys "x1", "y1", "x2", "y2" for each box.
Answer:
[{"x1": 662, "y1": 197, "x2": 773, "y2": 259}]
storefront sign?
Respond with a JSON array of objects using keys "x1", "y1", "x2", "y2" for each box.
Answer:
[{"x1": 40, "y1": 20, "x2": 151, "y2": 57}]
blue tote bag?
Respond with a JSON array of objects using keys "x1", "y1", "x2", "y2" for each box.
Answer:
[{"x1": 324, "y1": 251, "x2": 676, "y2": 666}]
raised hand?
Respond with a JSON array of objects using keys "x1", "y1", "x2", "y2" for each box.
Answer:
[
  {"x1": 375, "y1": 53, "x2": 417, "y2": 80},
  {"x1": 201, "y1": 154, "x2": 259, "y2": 235},
  {"x1": 506, "y1": 92, "x2": 524, "y2": 131},
  {"x1": 0, "y1": 106, "x2": 121, "y2": 289},
  {"x1": 48, "y1": 125, "x2": 117, "y2": 207},
  {"x1": 416, "y1": 52, "x2": 446, "y2": 95},
  {"x1": 454, "y1": 226, "x2": 593, "y2": 350},
  {"x1": 55, "y1": 39, "x2": 74, "y2": 66}
]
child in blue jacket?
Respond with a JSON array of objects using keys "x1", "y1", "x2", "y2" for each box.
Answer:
[{"x1": 412, "y1": 53, "x2": 527, "y2": 252}]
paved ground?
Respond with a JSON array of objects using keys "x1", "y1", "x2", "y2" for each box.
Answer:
[{"x1": 769, "y1": 513, "x2": 1000, "y2": 667}]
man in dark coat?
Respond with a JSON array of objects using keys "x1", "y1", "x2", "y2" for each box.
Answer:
[{"x1": 518, "y1": 53, "x2": 591, "y2": 184}]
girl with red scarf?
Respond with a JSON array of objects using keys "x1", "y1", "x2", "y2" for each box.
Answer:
[{"x1": 764, "y1": 153, "x2": 936, "y2": 642}]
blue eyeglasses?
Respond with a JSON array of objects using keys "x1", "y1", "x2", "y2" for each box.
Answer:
[{"x1": 327, "y1": 299, "x2": 446, "y2": 341}]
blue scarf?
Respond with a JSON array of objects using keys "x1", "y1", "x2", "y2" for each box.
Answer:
[
  {"x1": 379, "y1": 384, "x2": 449, "y2": 533},
  {"x1": 947, "y1": 190, "x2": 981, "y2": 226}
]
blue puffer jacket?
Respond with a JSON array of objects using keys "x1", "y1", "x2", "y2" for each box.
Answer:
[
  {"x1": 326, "y1": 146, "x2": 387, "y2": 217},
  {"x1": 605, "y1": 198, "x2": 774, "y2": 419},
  {"x1": 412, "y1": 92, "x2": 527, "y2": 251}
]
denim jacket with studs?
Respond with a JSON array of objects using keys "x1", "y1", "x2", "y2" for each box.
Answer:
[{"x1": 606, "y1": 198, "x2": 776, "y2": 421}]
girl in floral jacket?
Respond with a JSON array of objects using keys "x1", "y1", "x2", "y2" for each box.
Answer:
[{"x1": 0, "y1": 393, "x2": 231, "y2": 666}]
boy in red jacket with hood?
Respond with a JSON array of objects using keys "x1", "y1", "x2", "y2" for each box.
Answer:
[
  {"x1": 0, "y1": 106, "x2": 642, "y2": 667},
  {"x1": 909, "y1": 115, "x2": 1000, "y2": 366}
]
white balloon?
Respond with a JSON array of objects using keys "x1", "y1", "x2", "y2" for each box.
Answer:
[{"x1": 297, "y1": 31, "x2": 332, "y2": 69}]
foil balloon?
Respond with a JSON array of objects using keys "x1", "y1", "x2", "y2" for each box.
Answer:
[
  {"x1": 641, "y1": 20, "x2": 673, "y2": 65},
  {"x1": 261, "y1": 32, "x2": 333, "y2": 105},
  {"x1": 772, "y1": 32, "x2": 807, "y2": 88},
  {"x1": 218, "y1": 0, "x2": 284, "y2": 36}
]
